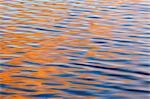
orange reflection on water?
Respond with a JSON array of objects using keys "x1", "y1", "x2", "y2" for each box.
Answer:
[{"x1": 0, "y1": 0, "x2": 148, "y2": 98}]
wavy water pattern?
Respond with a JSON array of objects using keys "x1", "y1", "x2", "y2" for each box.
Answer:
[{"x1": 0, "y1": 0, "x2": 150, "y2": 99}]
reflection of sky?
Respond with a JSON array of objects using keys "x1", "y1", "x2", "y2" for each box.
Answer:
[{"x1": 0, "y1": 0, "x2": 149, "y2": 99}]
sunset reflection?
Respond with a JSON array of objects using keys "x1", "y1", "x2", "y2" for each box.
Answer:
[{"x1": 0, "y1": 0, "x2": 149, "y2": 99}]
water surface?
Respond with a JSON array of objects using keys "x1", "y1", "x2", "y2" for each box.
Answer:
[{"x1": 0, "y1": 0, "x2": 150, "y2": 99}]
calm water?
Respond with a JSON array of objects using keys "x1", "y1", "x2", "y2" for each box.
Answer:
[{"x1": 0, "y1": 0, "x2": 150, "y2": 99}]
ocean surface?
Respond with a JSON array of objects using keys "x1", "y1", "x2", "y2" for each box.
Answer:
[{"x1": 0, "y1": 0, "x2": 150, "y2": 99}]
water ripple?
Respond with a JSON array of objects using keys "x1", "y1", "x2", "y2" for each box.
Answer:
[{"x1": 0, "y1": 0, "x2": 149, "y2": 99}]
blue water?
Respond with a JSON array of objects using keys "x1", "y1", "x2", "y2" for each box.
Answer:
[{"x1": 0, "y1": 0, "x2": 149, "y2": 99}]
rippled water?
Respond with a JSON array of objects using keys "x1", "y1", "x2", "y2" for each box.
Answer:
[{"x1": 0, "y1": 0, "x2": 150, "y2": 99}]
